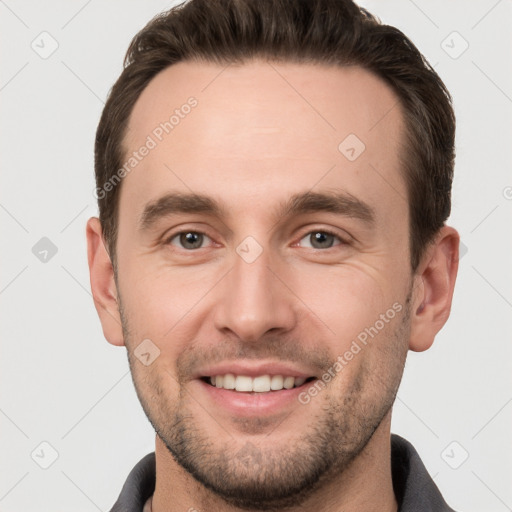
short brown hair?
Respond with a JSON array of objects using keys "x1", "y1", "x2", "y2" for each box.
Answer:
[{"x1": 94, "y1": 0, "x2": 455, "y2": 271}]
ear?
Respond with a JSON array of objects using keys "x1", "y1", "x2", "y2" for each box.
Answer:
[
  {"x1": 86, "y1": 217, "x2": 125, "y2": 346},
  {"x1": 409, "y1": 226, "x2": 460, "y2": 352}
]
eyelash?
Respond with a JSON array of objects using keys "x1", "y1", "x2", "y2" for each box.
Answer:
[{"x1": 163, "y1": 228, "x2": 348, "y2": 251}]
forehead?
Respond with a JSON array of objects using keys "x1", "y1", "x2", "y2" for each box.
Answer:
[{"x1": 120, "y1": 59, "x2": 406, "y2": 225}]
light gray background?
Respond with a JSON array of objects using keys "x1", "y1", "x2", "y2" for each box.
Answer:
[{"x1": 1, "y1": 0, "x2": 511, "y2": 510}]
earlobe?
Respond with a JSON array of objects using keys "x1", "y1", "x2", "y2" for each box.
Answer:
[
  {"x1": 408, "y1": 226, "x2": 460, "y2": 352},
  {"x1": 86, "y1": 217, "x2": 125, "y2": 347}
]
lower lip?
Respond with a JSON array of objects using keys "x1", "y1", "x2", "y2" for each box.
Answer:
[{"x1": 194, "y1": 379, "x2": 313, "y2": 417}]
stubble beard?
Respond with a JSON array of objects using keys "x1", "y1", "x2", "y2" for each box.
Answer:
[{"x1": 120, "y1": 295, "x2": 411, "y2": 510}]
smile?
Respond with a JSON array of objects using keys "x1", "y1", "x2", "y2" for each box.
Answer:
[{"x1": 202, "y1": 374, "x2": 315, "y2": 392}]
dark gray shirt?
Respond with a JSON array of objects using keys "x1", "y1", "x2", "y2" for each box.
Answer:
[{"x1": 109, "y1": 434, "x2": 456, "y2": 511}]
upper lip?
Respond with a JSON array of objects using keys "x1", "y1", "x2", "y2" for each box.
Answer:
[{"x1": 194, "y1": 360, "x2": 317, "y2": 379}]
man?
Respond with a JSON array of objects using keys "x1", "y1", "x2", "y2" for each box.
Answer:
[{"x1": 86, "y1": 0, "x2": 459, "y2": 510}]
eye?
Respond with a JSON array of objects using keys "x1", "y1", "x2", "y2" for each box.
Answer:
[
  {"x1": 298, "y1": 230, "x2": 344, "y2": 249},
  {"x1": 166, "y1": 231, "x2": 212, "y2": 250}
]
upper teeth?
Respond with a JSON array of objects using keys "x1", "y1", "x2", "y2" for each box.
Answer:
[{"x1": 209, "y1": 374, "x2": 307, "y2": 392}]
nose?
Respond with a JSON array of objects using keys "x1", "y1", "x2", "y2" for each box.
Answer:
[{"x1": 213, "y1": 245, "x2": 297, "y2": 343}]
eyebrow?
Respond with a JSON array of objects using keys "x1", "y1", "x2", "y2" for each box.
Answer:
[{"x1": 138, "y1": 190, "x2": 375, "y2": 232}]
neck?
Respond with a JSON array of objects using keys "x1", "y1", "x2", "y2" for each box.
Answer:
[{"x1": 151, "y1": 414, "x2": 397, "y2": 512}]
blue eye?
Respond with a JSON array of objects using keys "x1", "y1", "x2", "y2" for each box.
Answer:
[
  {"x1": 299, "y1": 230, "x2": 343, "y2": 249},
  {"x1": 167, "y1": 231, "x2": 211, "y2": 250}
]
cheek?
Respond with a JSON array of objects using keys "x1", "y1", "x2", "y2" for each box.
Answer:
[
  {"x1": 291, "y1": 263, "x2": 389, "y2": 342},
  {"x1": 119, "y1": 260, "x2": 217, "y2": 337},
  {"x1": 118, "y1": 261, "x2": 230, "y2": 381}
]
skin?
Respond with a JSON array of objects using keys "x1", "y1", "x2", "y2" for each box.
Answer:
[{"x1": 87, "y1": 60, "x2": 459, "y2": 512}]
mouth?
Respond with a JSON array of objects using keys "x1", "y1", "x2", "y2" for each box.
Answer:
[{"x1": 200, "y1": 374, "x2": 316, "y2": 393}]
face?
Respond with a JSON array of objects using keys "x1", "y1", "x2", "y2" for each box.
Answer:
[{"x1": 115, "y1": 60, "x2": 413, "y2": 508}]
